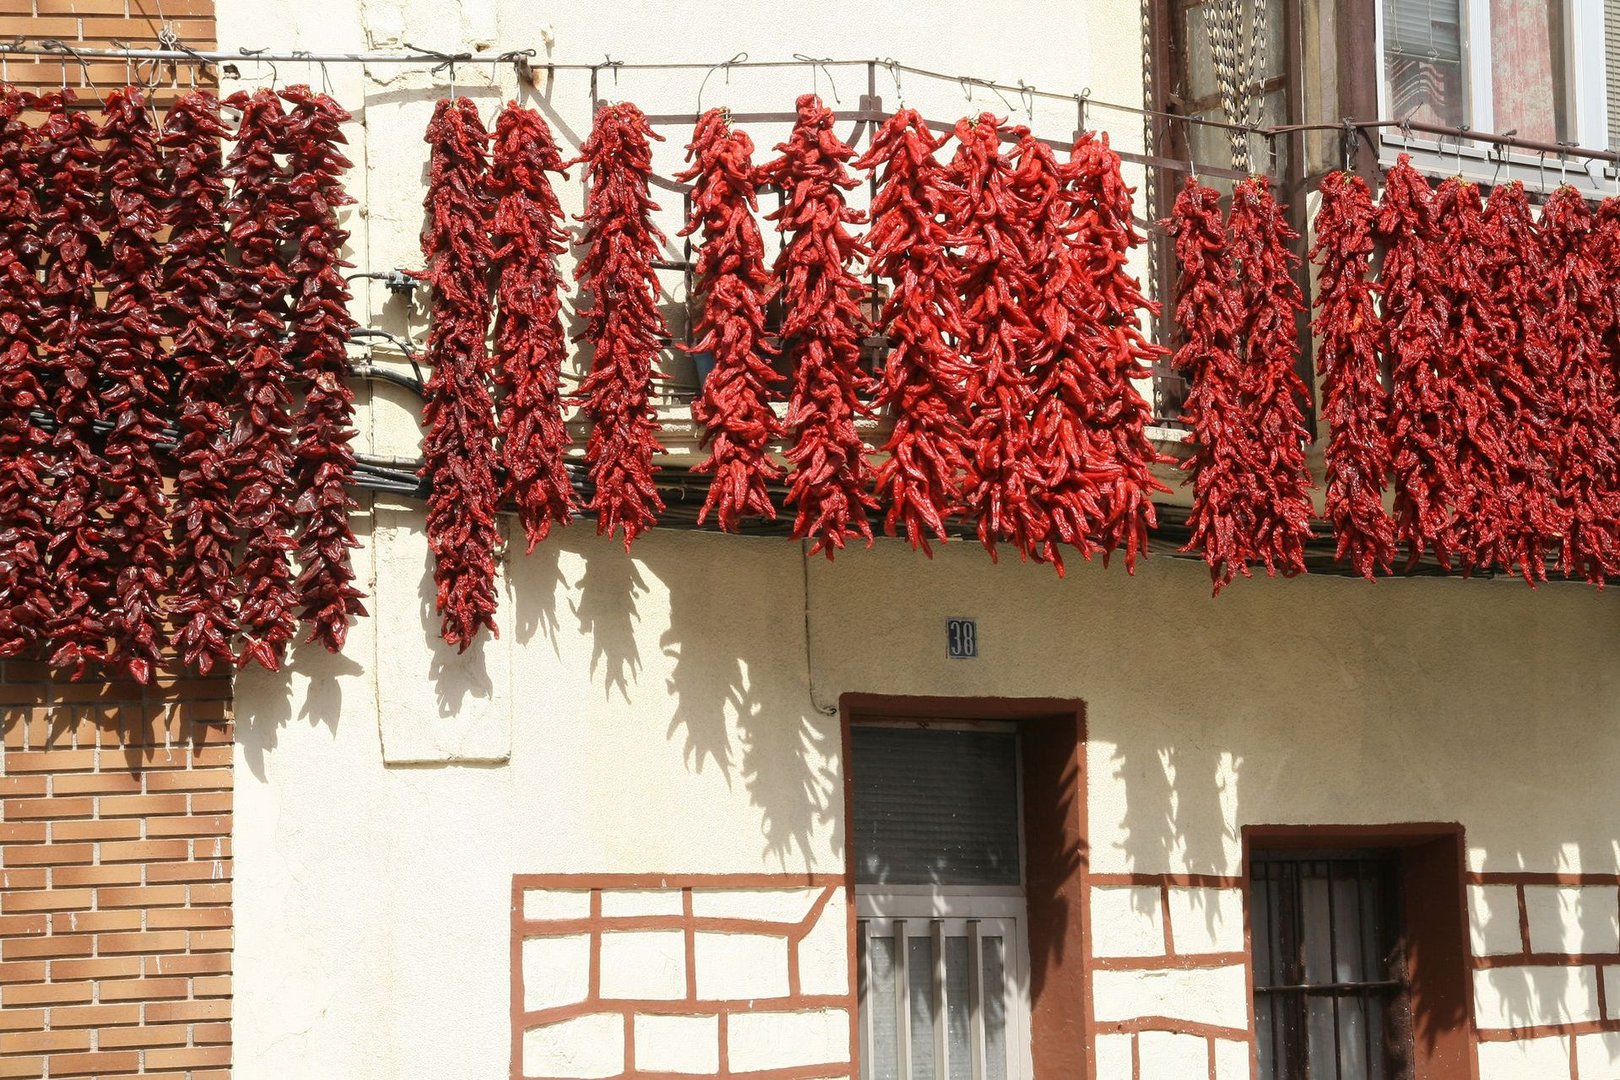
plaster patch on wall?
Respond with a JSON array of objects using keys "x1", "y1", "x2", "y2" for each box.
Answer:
[{"x1": 512, "y1": 873, "x2": 853, "y2": 1080}]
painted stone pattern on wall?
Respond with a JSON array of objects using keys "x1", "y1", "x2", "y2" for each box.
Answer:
[{"x1": 511, "y1": 873, "x2": 854, "y2": 1080}]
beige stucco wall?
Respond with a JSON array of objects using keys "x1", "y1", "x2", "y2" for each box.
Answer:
[{"x1": 214, "y1": 0, "x2": 1620, "y2": 1077}]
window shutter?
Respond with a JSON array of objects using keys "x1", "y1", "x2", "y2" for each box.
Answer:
[{"x1": 852, "y1": 727, "x2": 1021, "y2": 887}]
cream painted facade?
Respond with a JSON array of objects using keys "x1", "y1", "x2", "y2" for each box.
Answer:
[{"x1": 213, "y1": 1, "x2": 1620, "y2": 1078}]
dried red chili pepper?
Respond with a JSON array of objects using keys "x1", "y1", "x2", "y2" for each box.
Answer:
[
  {"x1": 96, "y1": 86, "x2": 172, "y2": 685},
  {"x1": 283, "y1": 84, "x2": 366, "y2": 651},
  {"x1": 852, "y1": 108, "x2": 970, "y2": 555},
  {"x1": 947, "y1": 113, "x2": 1044, "y2": 564},
  {"x1": 1227, "y1": 174, "x2": 1313, "y2": 580},
  {"x1": 759, "y1": 93, "x2": 876, "y2": 556},
  {"x1": 1542, "y1": 186, "x2": 1620, "y2": 583},
  {"x1": 420, "y1": 97, "x2": 500, "y2": 648},
  {"x1": 37, "y1": 90, "x2": 112, "y2": 677},
  {"x1": 162, "y1": 90, "x2": 239, "y2": 675},
  {"x1": 1486, "y1": 181, "x2": 1565, "y2": 583},
  {"x1": 1376, "y1": 155, "x2": 1453, "y2": 571},
  {"x1": 1167, "y1": 177, "x2": 1250, "y2": 592},
  {"x1": 677, "y1": 108, "x2": 782, "y2": 533},
  {"x1": 0, "y1": 86, "x2": 54, "y2": 659},
  {"x1": 1430, "y1": 177, "x2": 1512, "y2": 576},
  {"x1": 1062, "y1": 132, "x2": 1169, "y2": 573},
  {"x1": 489, "y1": 102, "x2": 576, "y2": 550},
  {"x1": 1310, "y1": 169, "x2": 1394, "y2": 579},
  {"x1": 573, "y1": 102, "x2": 668, "y2": 550},
  {"x1": 224, "y1": 87, "x2": 299, "y2": 671}
]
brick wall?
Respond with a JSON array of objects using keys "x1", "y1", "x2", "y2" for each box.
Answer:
[
  {"x1": 0, "y1": 665, "x2": 233, "y2": 1079},
  {"x1": 0, "y1": 0, "x2": 216, "y2": 102}
]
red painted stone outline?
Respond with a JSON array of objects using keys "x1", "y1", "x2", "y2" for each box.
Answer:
[{"x1": 510, "y1": 872, "x2": 854, "y2": 1080}]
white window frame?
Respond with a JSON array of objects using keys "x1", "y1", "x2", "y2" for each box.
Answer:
[
  {"x1": 1374, "y1": 0, "x2": 1609, "y2": 189},
  {"x1": 852, "y1": 720, "x2": 1035, "y2": 1080}
]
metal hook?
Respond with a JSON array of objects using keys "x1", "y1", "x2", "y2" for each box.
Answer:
[
  {"x1": 1538, "y1": 149, "x2": 1547, "y2": 195},
  {"x1": 881, "y1": 57, "x2": 904, "y2": 109},
  {"x1": 1399, "y1": 116, "x2": 1412, "y2": 154},
  {"x1": 603, "y1": 53, "x2": 621, "y2": 89},
  {"x1": 791, "y1": 54, "x2": 838, "y2": 104},
  {"x1": 697, "y1": 51, "x2": 746, "y2": 114},
  {"x1": 1339, "y1": 117, "x2": 1356, "y2": 173},
  {"x1": 1557, "y1": 140, "x2": 1572, "y2": 188},
  {"x1": 1017, "y1": 79, "x2": 1035, "y2": 124},
  {"x1": 960, "y1": 76, "x2": 973, "y2": 105},
  {"x1": 320, "y1": 59, "x2": 333, "y2": 97},
  {"x1": 1077, "y1": 87, "x2": 1091, "y2": 135},
  {"x1": 1454, "y1": 124, "x2": 1467, "y2": 177}
]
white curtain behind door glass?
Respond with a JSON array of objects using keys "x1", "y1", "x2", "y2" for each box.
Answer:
[{"x1": 1384, "y1": 0, "x2": 1467, "y2": 126}]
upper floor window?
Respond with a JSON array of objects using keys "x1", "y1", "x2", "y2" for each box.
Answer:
[{"x1": 1380, "y1": 0, "x2": 1608, "y2": 151}]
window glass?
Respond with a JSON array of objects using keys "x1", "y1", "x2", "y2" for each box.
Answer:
[
  {"x1": 1383, "y1": 0, "x2": 1467, "y2": 128},
  {"x1": 1490, "y1": 0, "x2": 1568, "y2": 141},
  {"x1": 852, "y1": 727, "x2": 1021, "y2": 887}
]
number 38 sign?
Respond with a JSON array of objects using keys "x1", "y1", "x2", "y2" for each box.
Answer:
[{"x1": 946, "y1": 618, "x2": 977, "y2": 660}]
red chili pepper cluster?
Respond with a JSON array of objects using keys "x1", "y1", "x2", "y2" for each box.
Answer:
[
  {"x1": 97, "y1": 87, "x2": 173, "y2": 684},
  {"x1": 1309, "y1": 170, "x2": 1394, "y2": 579},
  {"x1": 853, "y1": 108, "x2": 970, "y2": 555},
  {"x1": 0, "y1": 87, "x2": 52, "y2": 658},
  {"x1": 948, "y1": 114, "x2": 1043, "y2": 563},
  {"x1": 1483, "y1": 182, "x2": 1561, "y2": 582},
  {"x1": 420, "y1": 97, "x2": 500, "y2": 649},
  {"x1": 1227, "y1": 175, "x2": 1313, "y2": 578},
  {"x1": 760, "y1": 94, "x2": 877, "y2": 556},
  {"x1": 677, "y1": 107, "x2": 783, "y2": 532},
  {"x1": 1543, "y1": 186, "x2": 1620, "y2": 582},
  {"x1": 223, "y1": 88, "x2": 300, "y2": 671},
  {"x1": 489, "y1": 103, "x2": 576, "y2": 551},
  {"x1": 283, "y1": 85, "x2": 366, "y2": 652},
  {"x1": 1376, "y1": 155, "x2": 1453, "y2": 571},
  {"x1": 1062, "y1": 132, "x2": 1168, "y2": 573},
  {"x1": 38, "y1": 90, "x2": 112, "y2": 676},
  {"x1": 573, "y1": 102, "x2": 668, "y2": 551},
  {"x1": 163, "y1": 90, "x2": 239, "y2": 675},
  {"x1": 1168, "y1": 179, "x2": 1249, "y2": 592}
]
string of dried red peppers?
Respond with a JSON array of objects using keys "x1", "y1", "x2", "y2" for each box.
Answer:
[
  {"x1": 97, "y1": 87, "x2": 173, "y2": 684},
  {"x1": 677, "y1": 107, "x2": 783, "y2": 532},
  {"x1": 1168, "y1": 178, "x2": 1248, "y2": 592},
  {"x1": 420, "y1": 97, "x2": 501, "y2": 648},
  {"x1": 38, "y1": 90, "x2": 113, "y2": 676},
  {"x1": 0, "y1": 87, "x2": 53, "y2": 658},
  {"x1": 948, "y1": 114, "x2": 1044, "y2": 564},
  {"x1": 1227, "y1": 174, "x2": 1313, "y2": 579},
  {"x1": 1309, "y1": 170, "x2": 1394, "y2": 580},
  {"x1": 573, "y1": 102, "x2": 668, "y2": 551},
  {"x1": 162, "y1": 91, "x2": 240, "y2": 675},
  {"x1": 854, "y1": 108, "x2": 971, "y2": 556},
  {"x1": 1062, "y1": 132, "x2": 1167, "y2": 573},
  {"x1": 1543, "y1": 186, "x2": 1620, "y2": 582},
  {"x1": 283, "y1": 85, "x2": 366, "y2": 652},
  {"x1": 489, "y1": 103, "x2": 576, "y2": 551},
  {"x1": 760, "y1": 94, "x2": 877, "y2": 557}
]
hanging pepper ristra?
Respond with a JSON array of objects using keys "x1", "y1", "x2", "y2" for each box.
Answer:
[
  {"x1": 283, "y1": 84, "x2": 366, "y2": 652},
  {"x1": 1227, "y1": 174, "x2": 1313, "y2": 580},
  {"x1": 1543, "y1": 186, "x2": 1620, "y2": 583},
  {"x1": 1432, "y1": 177, "x2": 1512, "y2": 576},
  {"x1": 1309, "y1": 169, "x2": 1394, "y2": 580},
  {"x1": 676, "y1": 107, "x2": 783, "y2": 532},
  {"x1": 758, "y1": 93, "x2": 876, "y2": 556},
  {"x1": 852, "y1": 107, "x2": 970, "y2": 555},
  {"x1": 1487, "y1": 181, "x2": 1566, "y2": 583},
  {"x1": 1009, "y1": 127, "x2": 1113, "y2": 574},
  {"x1": 489, "y1": 103, "x2": 576, "y2": 550},
  {"x1": 0, "y1": 86, "x2": 54, "y2": 658},
  {"x1": 37, "y1": 90, "x2": 112, "y2": 677},
  {"x1": 420, "y1": 97, "x2": 501, "y2": 647},
  {"x1": 947, "y1": 113, "x2": 1045, "y2": 564},
  {"x1": 224, "y1": 87, "x2": 300, "y2": 671},
  {"x1": 573, "y1": 102, "x2": 669, "y2": 550},
  {"x1": 162, "y1": 90, "x2": 239, "y2": 675},
  {"x1": 1062, "y1": 131, "x2": 1168, "y2": 573},
  {"x1": 1376, "y1": 155, "x2": 1453, "y2": 571},
  {"x1": 1167, "y1": 177, "x2": 1250, "y2": 593}
]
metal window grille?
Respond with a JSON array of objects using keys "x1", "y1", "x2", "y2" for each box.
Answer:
[{"x1": 1251, "y1": 851, "x2": 1414, "y2": 1080}]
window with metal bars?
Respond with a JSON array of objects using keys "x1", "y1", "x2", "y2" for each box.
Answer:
[
  {"x1": 852, "y1": 723, "x2": 1032, "y2": 1080},
  {"x1": 1251, "y1": 850, "x2": 1415, "y2": 1080}
]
